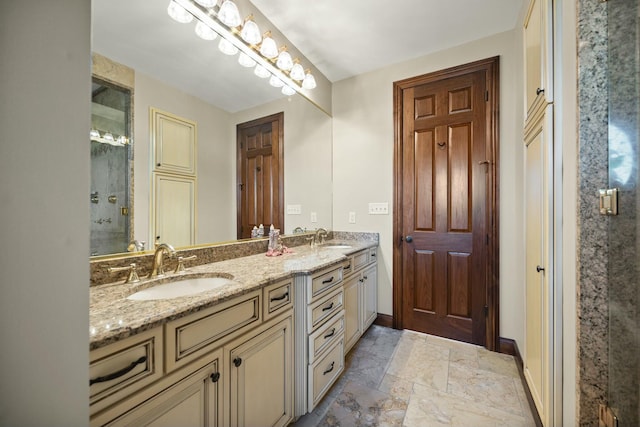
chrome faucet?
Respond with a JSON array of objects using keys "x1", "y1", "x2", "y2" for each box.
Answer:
[{"x1": 149, "y1": 243, "x2": 176, "y2": 278}]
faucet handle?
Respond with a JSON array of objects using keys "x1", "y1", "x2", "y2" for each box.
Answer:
[
  {"x1": 174, "y1": 255, "x2": 197, "y2": 273},
  {"x1": 108, "y1": 263, "x2": 140, "y2": 284}
]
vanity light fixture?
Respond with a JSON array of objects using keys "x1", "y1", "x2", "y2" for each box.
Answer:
[
  {"x1": 217, "y1": 0, "x2": 241, "y2": 27},
  {"x1": 238, "y1": 52, "x2": 256, "y2": 68},
  {"x1": 281, "y1": 85, "x2": 296, "y2": 96},
  {"x1": 90, "y1": 130, "x2": 129, "y2": 146},
  {"x1": 276, "y1": 47, "x2": 293, "y2": 71},
  {"x1": 240, "y1": 15, "x2": 261, "y2": 45},
  {"x1": 218, "y1": 38, "x2": 238, "y2": 55},
  {"x1": 254, "y1": 64, "x2": 271, "y2": 78},
  {"x1": 195, "y1": 20, "x2": 218, "y2": 40},
  {"x1": 167, "y1": 0, "x2": 193, "y2": 23},
  {"x1": 168, "y1": 0, "x2": 319, "y2": 97}
]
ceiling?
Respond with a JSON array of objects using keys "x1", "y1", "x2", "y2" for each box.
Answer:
[{"x1": 92, "y1": 0, "x2": 524, "y2": 113}]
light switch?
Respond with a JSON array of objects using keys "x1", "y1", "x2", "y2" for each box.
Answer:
[
  {"x1": 368, "y1": 202, "x2": 389, "y2": 215},
  {"x1": 349, "y1": 212, "x2": 356, "y2": 223},
  {"x1": 287, "y1": 204, "x2": 302, "y2": 215},
  {"x1": 310, "y1": 212, "x2": 317, "y2": 223}
]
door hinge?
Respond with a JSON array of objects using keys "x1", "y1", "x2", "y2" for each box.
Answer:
[
  {"x1": 485, "y1": 91, "x2": 489, "y2": 101},
  {"x1": 484, "y1": 305, "x2": 489, "y2": 317},
  {"x1": 486, "y1": 234, "x2": 489, "y2": 245}
]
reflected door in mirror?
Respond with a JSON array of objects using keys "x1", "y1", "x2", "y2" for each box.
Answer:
[{"x1": 237, "y1": 113, "x2": 284, "y2": 239}]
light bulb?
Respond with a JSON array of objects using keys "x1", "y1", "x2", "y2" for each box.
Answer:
[
  {"x1": 290, "y1": 62, "x2": 305, "y2": 81},
  {"x1": 167, "y1": 1, "x2": 193, "y2": 24},
  {"x1": 238, "y1": 52, "x2": 256, "y2": 67},
  {"x1": 90, "y1": 129, "x2": 100, "y2": 140},
  {"x1": 218, "y1": 38, "x2": 238, "y2": 56},
  {"x1": 269, "y1": 76, "x2": 284, "y2": 87},
  {"x1": 259, "y1": 33, "x2": 278, "y2": 59},
  {"x1": 282, "y1": 85, "x2": 296, "y2": 96},
  {"x1": 116, "y1": 136, "x2": 128, "y2": 145},
  {"x1": 195, "y1": 21, "x2": 217, "y2": 40},
  {"x1": 240, "y1": 16, "x2": 261, "y2": 45},
  {"x1": 302, "y1": 71, "x2": 317, "y2": 90},
  {"x1": 194, "y1": 0, "x2": 216, "y2": 7},
  {"x1": 276, "y1": 50, "x2": 293, "y2": 71},
  {"x1": 218, "y1": 0, "x2": 241, "y2": 27},
  {"x1": 254, "y1": 65, "x2": 270, "y2": 78},
  {"x1": 103, "y1": 132, "x2": 115, "y2": 143}
]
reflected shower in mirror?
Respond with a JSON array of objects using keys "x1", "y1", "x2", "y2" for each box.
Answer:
[{"x1": 90, "y1": 78, "x2": 133, "y2": 256}]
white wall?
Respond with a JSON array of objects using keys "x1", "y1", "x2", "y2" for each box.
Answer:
[
  {"x1": 332, "y1": 30, "x2": 526, "y2": 345},
  {"x1": 133, "y1": 72, "x2": 236, "y2": 247},
  {"x1": 231, "y1": 95, "x2": 333, "y2": 234},
  {"x1": 0, "y1": 1, "x2": 90, "y2": 425}
]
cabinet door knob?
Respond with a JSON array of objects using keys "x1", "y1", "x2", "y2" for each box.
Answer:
[
  {"x1": 404, "y1": 235, "x2": 413, "y2": 243},
  {"x1": 233, "y1": 357, "x2": 242, "y2": 367},
  {"x1": 210, "y1": 372, "x2": 220, "y2": 383},
  {"x1": 536, "y1": 88, "x2": 545, "y2": 95},
  {"x1": 536, "y1": 265, "x2": 545, "y2": 273}
]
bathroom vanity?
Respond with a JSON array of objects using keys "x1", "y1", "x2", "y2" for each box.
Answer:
[{"x1": 89, "y1": 235, "x2": 377, "y2": 426}]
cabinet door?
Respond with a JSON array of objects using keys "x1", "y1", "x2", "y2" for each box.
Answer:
[
  {"x1": 343, "y1": 274, "x2": 362, "y2": 353},
  {"x1": 362, "y1": 264, "x2": 377, "y2": 331},
  {"x1": 524, "y1": 0, "x2": 552, "y2": 117},
  {"x1": 151, "y1": 108, "x2": 197, "y2": 176},
  {"x1": 227, "y1": 315, "x2": 293, "y2": 427},
  {"x1": 152, "y1": 173, "x2": 195, "y2": 248},
  {"x1": 99, "y1": 357, "x2": 222, "y2": 427}
]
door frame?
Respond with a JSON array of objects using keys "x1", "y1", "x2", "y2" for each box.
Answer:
[{"x1": 392, "y1": 57, "x2": 500, "y2": 350}]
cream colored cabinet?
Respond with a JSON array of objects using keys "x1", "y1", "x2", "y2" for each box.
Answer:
[
  {"x1": 362, "y1": 263, "x2": 377, "y2": 331},
  {"x1": 342, "y1": 248, "x2": 378, "y2": 354},
  {"x1": 523, "y1": 0, "x2": 553, "y2": 119},
  {"x1": 93, "y1": 353, "x2": 222, "y2": 427},
  {"x1": 343, "y1": 273, "x2": 362, "y2": 352},
  {"x1": 225, "y1": 314, "x2": 293, "y2": 427},
  {"x1": 151, "y1": 108, "x2": 197, "y2": 176}
]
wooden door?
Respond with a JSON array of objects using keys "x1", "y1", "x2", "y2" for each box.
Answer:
[
  {"x1": 237, "y1": 113, "x2": 284, "y2": 239},
  {"x1": 393, "y1": 58, "x2": 499, "y2": 348}
]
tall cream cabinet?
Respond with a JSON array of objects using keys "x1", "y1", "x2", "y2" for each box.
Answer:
[
  {"x1": 150, "y1": 108, "x2": 197, "y2": 248},
  {"x1": 523, "y1": 0, "x2": 555, "y2": 425}
]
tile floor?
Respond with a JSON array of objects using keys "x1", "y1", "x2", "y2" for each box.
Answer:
[{"x1": 292, "y1": 325, "x2": 536, "y2": 427}]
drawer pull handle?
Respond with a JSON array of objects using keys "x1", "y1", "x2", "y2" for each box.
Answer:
[
  {"x1": 270, "y1": 291, "x2": 289, "y2": 302},
  {"x1": 345, "y1": 264, "x2": 351, "y2": 269},
  {"x1": 363, "y1": 276, "x2": 368, "y2": 280},
  {"x1": 233, "y1": 357, "x2": 242, "y2": 367},
  {"x1": 322, "y1": 276, "x2": 334, "y2": 284},
  {"x1": 322, "y1": 302, "x2": 334, "y2": 312},
  {"x1": 323, "y1": 361, "x2": 335, "y2": 375},
  {"x1": 324, "y1": 328, "x2": 336, "y2": 339},
  {"x1": 210, "y1": 372, "x2": 220, "y2": 383},
  {"x1": 89, "y1": 356, "x2": 147, "y2": 386},
  {"x1": 371, "y1": 253, "x2": 376, "y2": 257}
]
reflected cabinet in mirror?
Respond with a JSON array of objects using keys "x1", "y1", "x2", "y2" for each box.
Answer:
[
  {"x1": 90, "y1": 78, "x2": 133, "y2": 256},
  {"x1": 90, "y1": 0, "x2": 333, "y2": 259}
]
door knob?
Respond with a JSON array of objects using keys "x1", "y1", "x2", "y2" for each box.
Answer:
[
  {"x1": 405, "y1": 236, "x2": 413, "y2": 243},
  {"x1": 536, "y1": 265, "x2": 545, "y2": 273}
]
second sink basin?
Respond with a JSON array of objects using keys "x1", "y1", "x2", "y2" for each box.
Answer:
[{"x1": 127, "y1": 276, "x2": 238, "y2": 301}]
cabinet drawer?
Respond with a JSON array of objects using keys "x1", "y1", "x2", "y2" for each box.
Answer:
[
  {"x1": 368, "y1": 248, "x2": 377, "y2": 264},
  {"x1": 90, "y1": 328, "x2": 163, "y2": 414},
  {"x1": 165, "y1": 290, "x2": 261, "y2": 372},
  {"x1": 308, "y1": 311, "x2": 344, "y2": 363},
  {"x1": 263, "y1": 279, "x2": 293, "y2": 321},
  {"x1": 352, "y1": 250, "x2": 368, "y2": 272},
  {"x1": 308, "y1": 265, "x2": 343, "y2": 302},
  {"x1": 307, "y1": 288, "x2": 343, "y2": 333},
  {"x1": 308, "y1": 339, "x2": 344, "y2": 411}
]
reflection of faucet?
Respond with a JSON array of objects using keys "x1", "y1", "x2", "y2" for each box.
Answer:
[
  {"x1": 293, "y1": 226, "x2": 305, "y2": 234},
  {"x1": 127, "y1": 240, "x2": 146, "y2": 252},
  {"x1": 315, "y1": 228, "x2": 328, "y2": 245},
  {"x1": 149, "y1": 243, "x2": 176, "y2": 278}
]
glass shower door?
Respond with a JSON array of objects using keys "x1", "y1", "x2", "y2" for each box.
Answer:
[{"x1": 607, "y1": 0, "x2": 639, "y2": 424}]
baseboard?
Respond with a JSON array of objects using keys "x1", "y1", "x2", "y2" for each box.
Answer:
[
  {"x1": 499, "y1": 337, "x2": 543, "y2": 427},
  {"x1": 374, "y1": 313, "x2": 393, "y2": 328}
]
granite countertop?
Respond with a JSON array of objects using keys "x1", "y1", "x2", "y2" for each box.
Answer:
[{"x1": 89, "y1": 239, "x2": 377, "y2": 350}]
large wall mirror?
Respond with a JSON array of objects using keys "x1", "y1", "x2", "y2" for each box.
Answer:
[{"x1": 90, "y1": 0, "x2": 333, "y2": 258}]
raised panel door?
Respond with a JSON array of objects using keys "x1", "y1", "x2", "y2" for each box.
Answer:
[
  {"x1": 362, "y1": 264, "x2": 377, "y2": 331},
  {"x1": 343, "y1": 274, "x2": 362, "y2": 353},
  {"x1": 153, "y1": 173, "x2": 195, "y2": 248}
]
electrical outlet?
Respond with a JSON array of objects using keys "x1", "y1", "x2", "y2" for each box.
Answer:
[
  {"x1": 368, "y1": 202, "x2": 389, "y2": 215},
  {"x1": 287, "y1": 204, "x2": 302, "y2": 215},
  {"x1": 310, "y1": 212, "x2": 317, "y2": 223},
  {"x1": 348, "y1": 212, "x2": 356, "y2": 223}
]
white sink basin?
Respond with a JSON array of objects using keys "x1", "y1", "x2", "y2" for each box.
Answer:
[
  {"x1": 127, "y1": 276, "x2": 238, "y2": 301},
  {"x1": 321, "y1": 244, "x2": 353, "y2": 249}
]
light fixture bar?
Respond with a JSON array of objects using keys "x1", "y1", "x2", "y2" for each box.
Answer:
[{"x1": 175, "y1": 0, "x2": 302, "y2": 94}]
